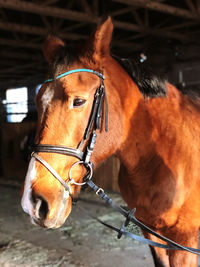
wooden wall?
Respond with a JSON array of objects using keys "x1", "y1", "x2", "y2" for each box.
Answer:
[
  {"x1": 93, "y1": 156, "x2": 120, "y2": 192},
  {"x1": 1, "y1": 122, "x2": 36, "y2": 180}
]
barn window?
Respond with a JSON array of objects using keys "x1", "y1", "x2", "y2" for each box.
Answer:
[{"x1": 5, "y1": 87, "x2": 28, "y2": 123}]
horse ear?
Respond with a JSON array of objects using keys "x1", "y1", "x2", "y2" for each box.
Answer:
[
  {"x1": 93, "y1": 17, "x2": 113, "y2": 61},
  {"x1": 43, "y1": 35, "x2": 65, "y2": 63}
]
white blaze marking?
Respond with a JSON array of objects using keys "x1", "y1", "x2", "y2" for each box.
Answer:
[
  {"x1": 21, "y1": 87, "x2": 55, "y2": 217},
  {"x1": 41, "y1": 86, "x2": 54, "y2": 110},
  {"x1": 21, "y1": 157, "x2": 36, "y2": 217}
]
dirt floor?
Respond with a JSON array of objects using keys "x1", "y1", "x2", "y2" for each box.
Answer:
[{"x1": 0, "y1": 179, "x2": 156, "y2": 267}]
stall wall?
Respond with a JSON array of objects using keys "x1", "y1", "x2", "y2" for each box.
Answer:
[{"x1": 1, "y1": 122, "x2": 36, "y2": 180}]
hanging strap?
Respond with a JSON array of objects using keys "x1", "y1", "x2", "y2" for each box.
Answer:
[{"x1": 84, "y1": 178, "x2": 200, "y2": 255}]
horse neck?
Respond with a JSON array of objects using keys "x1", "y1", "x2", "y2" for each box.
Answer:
[
  {"x1": 103, "y1": 57, "x2": 161, "y2": 172},
  {"x1": 115, "y1": 82, "x2": 183, "y2": 173},
  {"x1": 116, "y1": 96, "x2": 155, "y2": 172}
]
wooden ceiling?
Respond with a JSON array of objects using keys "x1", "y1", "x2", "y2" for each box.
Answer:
[{"x1": 0, "y1": 0, "x2": 200, "y2": 90}]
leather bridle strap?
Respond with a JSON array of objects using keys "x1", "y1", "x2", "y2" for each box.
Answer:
[
  {"x1": 31, "y1": 68, "x2": 106, "y2": 194},
  {"x1": 32, "y1": 144, "x2": 84, "y2": 161},
  {"x1": 84, "y1": 178, "x2": 200, "y2": 255},
  {"x1": 82, "y1": 80, "x2": 107, "y2": 142},
  {"x1": 32, "y1": 152, "x2": 72, "y2": 193}
]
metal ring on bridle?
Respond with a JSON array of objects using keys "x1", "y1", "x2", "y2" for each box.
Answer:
[{"x1": 69, "y1": 161, "x2": 93, "y2": 186}]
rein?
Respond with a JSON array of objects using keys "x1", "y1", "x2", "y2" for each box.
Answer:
[
  {"x1": 32, "y1": 68, "x2": 200, "y2": 255},
  {"x1": 84, "y1": 179, "x2": 200, "y2": 254}
]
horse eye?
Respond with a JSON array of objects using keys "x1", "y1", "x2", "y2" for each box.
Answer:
[{"x1": 73, "y1": 98, "x2": 86, "y2": 108}]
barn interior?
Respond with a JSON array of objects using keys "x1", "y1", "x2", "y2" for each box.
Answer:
[{"x1": 0, "y1": 0, "x2": 200, "y2": 266}]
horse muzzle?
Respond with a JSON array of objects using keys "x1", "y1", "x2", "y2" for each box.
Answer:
[{"x1": 23, "y1": 189, "x2": 72, "y2": 229}]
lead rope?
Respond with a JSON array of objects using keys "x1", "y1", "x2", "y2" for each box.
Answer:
[{"x1": 83, "y1": 177, "x2": 200, "y2": 254}]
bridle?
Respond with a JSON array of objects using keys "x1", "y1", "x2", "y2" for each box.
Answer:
[
  {"x1": 31, "y1": 68, "x2": 108, "y2": 196},
  {"x1": 31, "y1": 68, "x2": 200, "y2": 255}
]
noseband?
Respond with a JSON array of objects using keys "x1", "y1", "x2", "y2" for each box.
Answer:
[{"x1": 32, "y1": 69, "x2": 108, "y2": 196}]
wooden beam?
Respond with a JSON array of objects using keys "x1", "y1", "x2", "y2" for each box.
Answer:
[
  {"x1": 114, "y1": 21, "x2": 188, "y2": 40},
  {"x1": 40, "y1": 15, "x2": 52, "y2": 29},
  {"x1": 132, "y1": 10, "x2": 144, "y2": 26},
  {"x1": 81, "y1": 0, "x2": 92, "y2": 15},
  {"x1": 62, "y1": 22, "x2": 87, "y2": 32},
  {"x1": 111, "y1": 7, "x2": 133, "y2": 17},
  {"x1": 0, "y1": 61, "x2": 44, "y2": 74},
  {"x1": 0, "y1": 7, "x2": 7, "y2": 19},
  {"x1": 0, "y1": 38, "x2": 41, "y2": 49},
  {"x1": 0, "y1": 0, "x2": 190, "y2": 41},
  {"x1": 0, "y1": 8, "x2": 20, "y2": 40},
  {"x1": 42, "y1": 0, "x2": 59, "y2": 6},
  {"x1": 121, "y1": 32, "x2": 147, "y2": 42},
  {"x1": 0, "y1": 75, "x2": 44, "y2": 89},
  {"x1": 0, "y1": 59, "x2": 20, "y2": 67},
  {"x1": 113, "y1": 40, "x2": 142, "y2": 51},
  {"x1": 0, "y1": 21, "x2": 86, "y2": 40},
  {"x1": 112, "y1": 0, "x2": 200, "y2": 20},
  {"x1": 92, "y1": 0, "x2": 99, "y2": 16},
  {"x1": 0, "y1": 30, "x2": 142, "y2": 56},
  {"x1": 0, "y1": 20, "x2": 187, "y2": 54},
  {"x1": 163, "y1": 21, "x2": 198, "y2": 31},
  {"x1": 144, "y1": 8, "x2": 149, "y2": 27},
  {"x1": 185, "y1": 0, "x2": 196, "y2": 12},
  {"x1": 0, "y1": 36, "x2": 168, "y2": 57},
  {"x1": 66, "y1": 0, "x2": 75, "y2": 10},
  {"x1": 197, "y1": 0, "x2": 200, "y2": 12},
  {"x1": 0, "y1": 0, "x2": 99, "y2": 23},
  {"x1": 0, "y1": 51, "x2": 42, "y2": 61}
]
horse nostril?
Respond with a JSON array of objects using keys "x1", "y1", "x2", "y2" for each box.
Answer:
[{"x1": 33, "y1": 195, "x2": 49, "y2": 220}]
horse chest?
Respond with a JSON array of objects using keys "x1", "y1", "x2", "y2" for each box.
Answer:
[{"x1": 118, "y1": 161, "x2": 188, "y2": 228}]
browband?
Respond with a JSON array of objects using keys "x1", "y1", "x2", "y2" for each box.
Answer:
[{"x1": 43, "y1": 68, "x2": 105, "y2": 84}]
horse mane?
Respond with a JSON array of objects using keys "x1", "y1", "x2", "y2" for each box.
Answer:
[
  {"x1": 113, "y1": 56, "x2": 200, "y2": 101},
  {"x1": 48, "y1": 44, "x2": 81, "y2": 78},
  {"x1": 50, "y1": 49, "x2": 168, "y2": 99},
  {"x1": 113, "y1": 55, "x2": 167, "y2": 98}
]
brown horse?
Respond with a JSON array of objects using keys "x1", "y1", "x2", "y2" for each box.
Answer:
[{"x1": 21, "y1": 17, "x2": 200, "y2": 266}]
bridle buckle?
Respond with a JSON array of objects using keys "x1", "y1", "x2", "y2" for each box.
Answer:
[{"x1": 96, "y1": 188, "x2": 104, "y2": 196}]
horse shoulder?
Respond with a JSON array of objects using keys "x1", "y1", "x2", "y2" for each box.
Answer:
[{"x1": 118, "y1": 83, "x2": 200, "y2": 228}]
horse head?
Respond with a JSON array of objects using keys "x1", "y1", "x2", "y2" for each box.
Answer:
[{"x1": 21, "y1": 17, "x2": 126, "y2": 228}]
